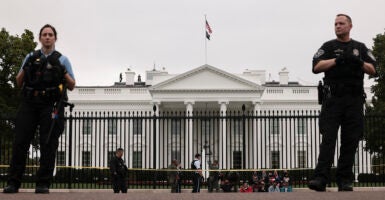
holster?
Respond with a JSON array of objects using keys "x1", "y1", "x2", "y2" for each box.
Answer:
[
  {"x1": 317, "y1": 80, "x2": 323, "y2": 105},
  {"x1": 321, "y1": 79, "x2": 364, "y2": 101}
]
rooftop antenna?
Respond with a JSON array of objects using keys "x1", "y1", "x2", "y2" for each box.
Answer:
[{"x1": 153, "y1": 61, "x2": 156, "y2": 71}]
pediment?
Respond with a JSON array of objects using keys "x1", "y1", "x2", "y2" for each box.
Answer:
[{"x1": 150, "y1": 65, "x2": 263, "y2": 91}]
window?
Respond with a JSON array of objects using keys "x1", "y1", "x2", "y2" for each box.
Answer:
[
  {"x1": 202, "y1": 119, "x2": 210, "y2": 136},
  {"x1": 82, "y1": 151, "x2": 91, "y2": 167},
  {"x1": 171, "y1": 119, "x2": 181, "y2": 136},
  {"x1": 297, "y1": 150, "x2": 307, "y2": 168},
  {"x1": 270, "y1": 118, "x2": 280, "y2": 135},
  {"x1": 133, "y1": 151, "x2": 142, "y2": 168},
  {"x1": 270, "y1": 151, "x2": 280, "y2": 169},
  {"x1": 233, "y1": 119, "x2": 243, "y2": 136},
  {"x1": 83, "y1": 120, "x2": 92, "y2": 135},
  {"x1": 233, "y1": 151, "x2": 242, "y2": 169},
  {"x1": 297, "y1": 118, "x2": 307, "y2": 135},
  {"x1": 233, "y1": 119, "x2": 243, "y2": 149},
  {"x1": 108, "y1": 119, "x2": 117, "y2": 135},
  {"x1": 108, "y1": 151, "x2": 115, "y2": 162},
  {"x1": 133, "y1": 118, "x2": 142, "y2": 135},
  {"x1": 56, "y1": 151, "x2": 65, "y2": 166}
]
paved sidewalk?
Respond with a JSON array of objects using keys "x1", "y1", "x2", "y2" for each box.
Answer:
[{"x1": 1, "y1": 188, "x2": 385, "y2": 200}]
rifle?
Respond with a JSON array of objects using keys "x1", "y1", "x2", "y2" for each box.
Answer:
[{"x1": 46, "y1": 83, "x2": 74, "y2": 144}]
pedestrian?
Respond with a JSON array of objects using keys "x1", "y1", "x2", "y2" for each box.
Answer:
[
  {"x1": 110, "y1": 148, "x2": 128, "y2": 193},
  {"x1": 167, "y1": 159, "x2": 181, "y2": 193},
  {"x1": 3, "y1": 24, "x2": 75, "y2": 194},
  {"x1": 309, "y1": 14, "x2": 377, "y2": 192},
  {"x1": 208, "y1": 159, "x2": 220, "y2": 192},
  {"x1": 191, "y1": 153, "x2": 202, "y2": 193}
]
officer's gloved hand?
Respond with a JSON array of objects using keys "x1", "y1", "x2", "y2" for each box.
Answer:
[
  {"x1": 335, "y1": 54, "x2": 345, "y2": 66},
  {"x1": 345, "y1": 54, "x2": 364, "y2": 68}
]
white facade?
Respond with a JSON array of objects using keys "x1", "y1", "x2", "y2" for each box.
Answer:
[{"x1": 63, "y1": 64, "x2": 373, "y2": 174}]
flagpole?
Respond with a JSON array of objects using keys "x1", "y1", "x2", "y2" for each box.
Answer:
[{"x1": 205, "y1": 15, "x2": 207, "y2": 64}]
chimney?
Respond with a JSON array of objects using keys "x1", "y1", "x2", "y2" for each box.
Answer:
[
  {"x1": 279, "y1": 67, "x2": 289, "y2": 85},
  {"x1": 243, "y1": 69, "x2": 266, "y2": 84},
  {"x1": 125, "y1": 68, "x2": 135, "y2": 85}
]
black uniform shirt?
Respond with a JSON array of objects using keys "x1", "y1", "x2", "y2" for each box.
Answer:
[
  {"x1": 312, "y1": 39, "x2": 376, "y2": 84},
  {"x1": 110, "y1": 156, "x2": 128, "y2": 176}
]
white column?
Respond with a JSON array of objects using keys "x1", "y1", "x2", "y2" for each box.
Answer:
[
  {"x1": 184, "y1": 101, "x2": 194, "y2": 168},
  {"x1": 252, "y1": 100, "x2": 262, "y2": 168},
  {"x1": 219, "y1": 101, "x2": 228, "y2": 169},
  {"x1": 151, "y1": 101, "x2": 160, "y2": 169}
]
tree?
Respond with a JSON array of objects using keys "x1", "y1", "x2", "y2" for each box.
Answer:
[
  {"x1": 0, "y1": 28, "x2": 36, "y2": 164},
  {"x1": 364, "y1": 32, "x2": 385, "y2": 174},
  {"x1": 0, "y1": 28, "x2": 37, "y2": 116}
]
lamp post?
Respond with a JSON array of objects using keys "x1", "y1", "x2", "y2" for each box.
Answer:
[
  {"x1": 203, "y1": 140, "x2": 212, "y2": 180},
  {"x1": 203, "y1": 140, "x2": 212, "y2": 164}
]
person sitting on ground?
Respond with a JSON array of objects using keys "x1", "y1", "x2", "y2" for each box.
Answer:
[
  {"x1": 281, "y1": 170, "x2": 292, "y2": 192},
  {"x1": 239, "y1": 181, "x2": 253, "y2": 193},
  {"x1": 258, "y1": 179, "x2": 267, "y2": 192},
  {"x1": 250, "y1": 171, "x2": 260, "y2": 192},
  {"x1": 268, "y1": 179, "x2": 280, "y2": 192},
  {"x1": 220, "y1": 179, "x2": 233, "y2": 192}
]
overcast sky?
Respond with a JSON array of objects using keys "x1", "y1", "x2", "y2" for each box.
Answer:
[{"x1": 1, "y1": 0, "x2": 384, "y2": 86}]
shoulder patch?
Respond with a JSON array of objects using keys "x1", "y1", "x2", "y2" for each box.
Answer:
[
  {"x1": 313, "y1": 49, "x2": 324, "y2": 59},
  {"x1": 367, "y1": 50, "x2": 376, "y2": 62}
]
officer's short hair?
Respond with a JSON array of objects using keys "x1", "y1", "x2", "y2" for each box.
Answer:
[
  {"x1": 336, "y1": 14, "x2": 352, "y2": 24},
  {"x1": 195, "y1": 153, "x2": 201, "y2": 158},
  {"x1": 116, "y1": 148, "x2": 124, "y2": 153}
]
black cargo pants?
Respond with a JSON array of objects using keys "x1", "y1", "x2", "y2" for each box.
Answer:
[
  {"x1": 314, "y1": 94, "x2": 364, "y2": 184},
  {"x1": 7, "y1": 97, "x2": 64, "y2": 188}
]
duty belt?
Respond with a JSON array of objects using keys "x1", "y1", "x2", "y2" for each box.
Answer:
[
  {"x1": 23, "y1": 86, "x2": 59, "y2": 98},
  {"x1": 324, "y1": 83, "x2": 363, "y2": 97}
]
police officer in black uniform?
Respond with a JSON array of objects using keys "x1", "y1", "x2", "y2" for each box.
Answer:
[
  {"x1": 3, "y1": 24, "x2": 76, "y2": 194},
  {"x1": 110, "y1": 148, "x2": 128, "y2": 193},
  {"x1": 309, "y1": 14, "x2": 376, "y2": 192}
]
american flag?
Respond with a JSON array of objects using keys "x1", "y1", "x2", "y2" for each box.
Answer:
[
  {"x1": 206, "y1": 20, "x2": 212, "y2": 34},
  {"x1": 206, "y1": 20, "x2": 212, "y2": 40}
]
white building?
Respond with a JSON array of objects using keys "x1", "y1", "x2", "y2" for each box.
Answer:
[{"x1": 62, "y1": 64, "x2": 373, "y2": 175}]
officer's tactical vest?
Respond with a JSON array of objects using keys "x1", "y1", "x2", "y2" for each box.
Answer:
[
  {"x1": 191, "y1": 160, "x2": 197, "y2": 169},
  {"x1": 23, "y1": 50, "x2": 65, "y2": 100}
]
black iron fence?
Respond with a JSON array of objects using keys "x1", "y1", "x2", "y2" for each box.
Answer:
[{"x1": 1, "y1": 107, "x2": 384, "y2": 190}]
